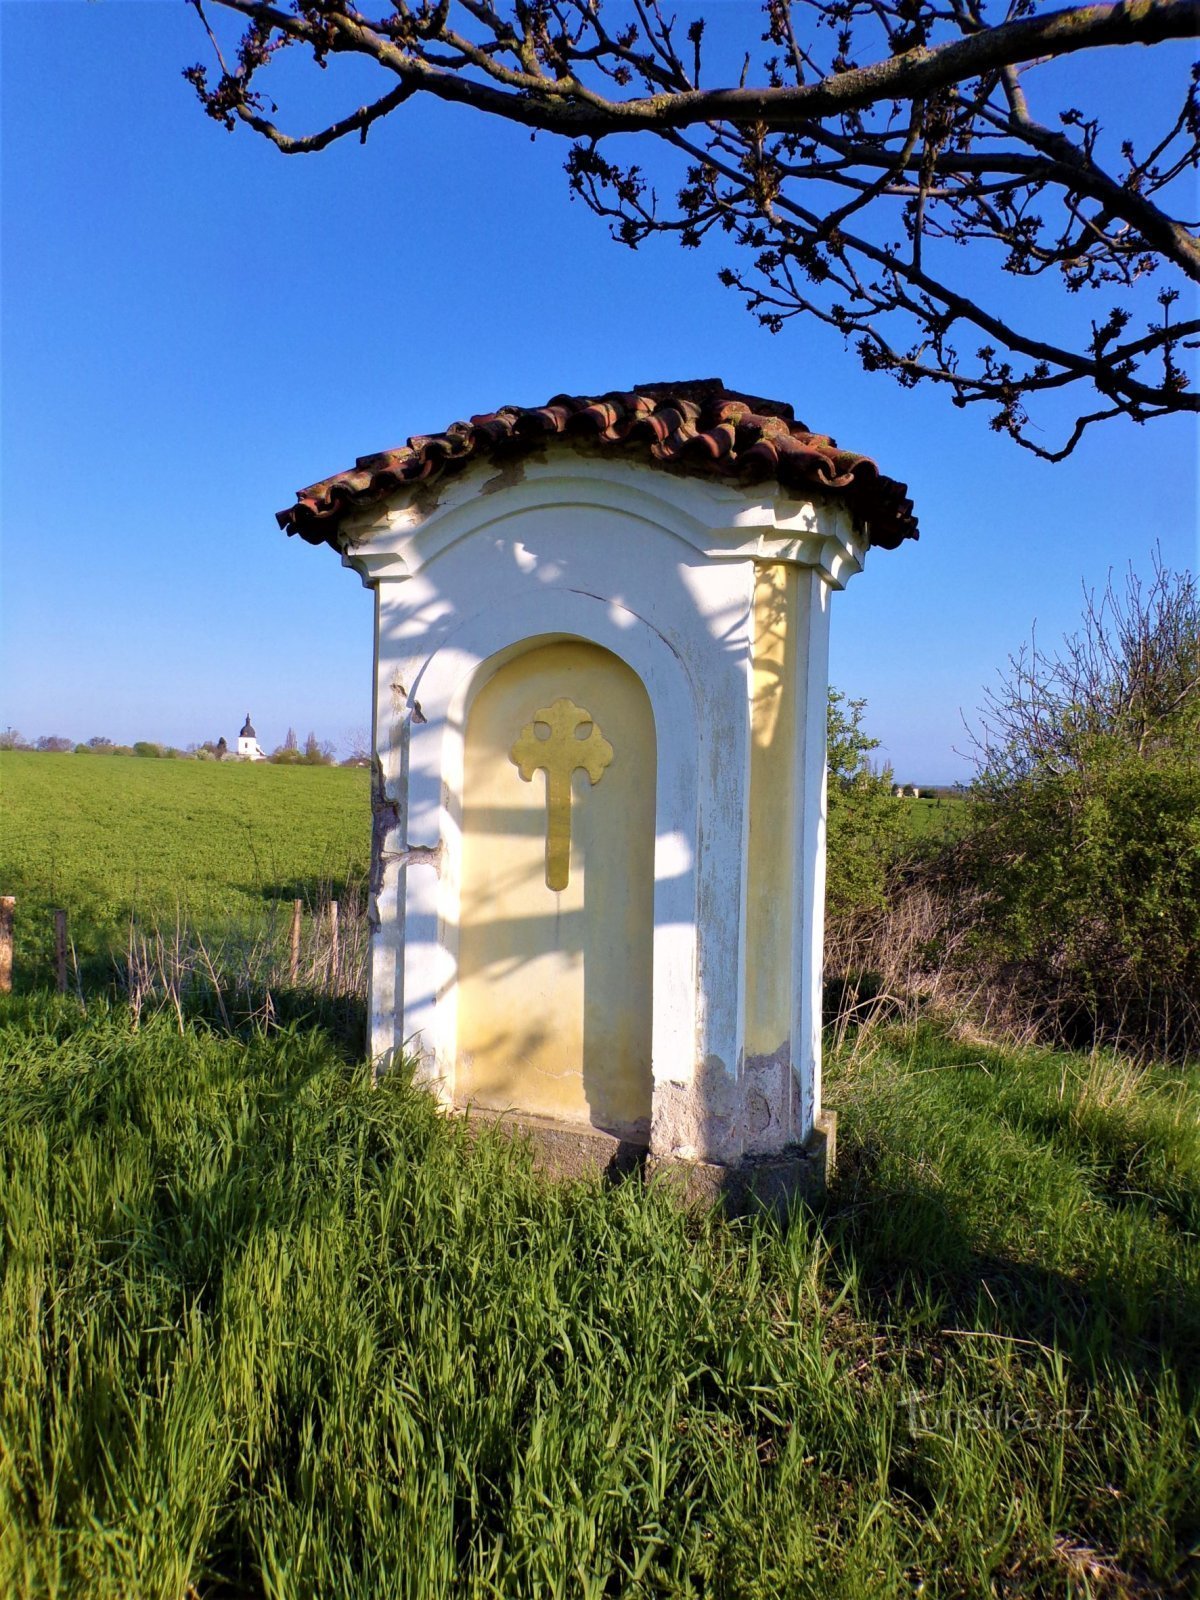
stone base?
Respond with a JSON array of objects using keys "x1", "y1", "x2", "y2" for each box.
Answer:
[
  {"x1": 645, "y1": 1112, "x2": 835, "y2": 1216},
  {"x1": 458, "y1": 1103, "x2": 836, "y2": 1214},
  {"x1": 458, "y1": 1105, "x2": 647, "y2": 1181}
]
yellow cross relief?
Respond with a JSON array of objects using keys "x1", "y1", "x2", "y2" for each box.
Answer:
[{"x1": 510, "y1": 698, "x2": 613, "y2": 891}]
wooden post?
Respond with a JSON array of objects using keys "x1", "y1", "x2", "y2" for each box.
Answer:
[
  {"x1": 290, "y1": 898, "x2": 302, "y2": 982},
  {"x1": 54, "y1": 909, "x2": 68, "y2": 994},
  {"x1": 329, "y1": 899, "x2": 340, "y2": 988},
  {"x1": 0, "y1": 897, "x2": 13, "y2": 994}
]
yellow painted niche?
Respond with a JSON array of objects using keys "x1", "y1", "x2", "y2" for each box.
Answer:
[
  {"x1": 456, "y1": 640, "x2": 656, "y2": 1137},
  {"x1": 745, "y1": 562, "x2": 797, "y2": 1057}
]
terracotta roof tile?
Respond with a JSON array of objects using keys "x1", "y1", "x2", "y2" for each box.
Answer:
[{"x1": 278, "y1": 379, "x2": 918, "y2": 550}]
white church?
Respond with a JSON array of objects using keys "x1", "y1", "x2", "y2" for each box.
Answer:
[{"x1": 216, "y1": 714, "x2": 267, "y2": 762}]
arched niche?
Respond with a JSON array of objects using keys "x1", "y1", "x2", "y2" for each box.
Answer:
[{"x1": 455, "y1": 637, "x2": 656, "y2": 1138}]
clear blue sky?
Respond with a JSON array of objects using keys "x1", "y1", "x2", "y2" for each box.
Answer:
[{"x1": 2, "y1": 0, "x2": 1196, "y2": 780}]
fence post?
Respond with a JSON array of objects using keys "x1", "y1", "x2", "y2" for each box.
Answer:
[
  {"x1": 0, "y1": 897, "x2": 13, "y2": 994},
  {"x1": 290, "y1": 898, "x2": 302, "y2": 982},
  {"x1": 54, "y1": 909, "x2": 68, "y2": 994},
  {"x1": 329, "y1": 900, "x2": 340, "y2": 989}
]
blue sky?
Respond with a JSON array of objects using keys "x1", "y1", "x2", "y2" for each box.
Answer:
[{"x1": 2, "y1": 0, "x2": 1196, "y2": 780}]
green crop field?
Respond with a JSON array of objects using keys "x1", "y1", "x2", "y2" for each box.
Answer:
[
  {"x1": 0, "y1": 752, "x2": 370, "y2": 987},
  {"x1": 901, "y1": 795, "x2": 968, "y2": 840},
  {"x1": 0, "y1": 754, "x2": 963, "y2": 989}
]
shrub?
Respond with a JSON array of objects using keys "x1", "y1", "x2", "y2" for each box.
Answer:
[
  {"x1": 963, "y1": 555, "x2": 1200, "y2": 1057},
  {"x1": 825, "y1": 689, "x2": 905, "y2": 919}
]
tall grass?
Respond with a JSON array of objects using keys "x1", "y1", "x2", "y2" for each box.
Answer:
[
  {"x1": 120, "y1": 884, "x2": 369, "y2": 1042},
  {"x1": 1, "y1": 997, "x2": 1196, "y2": 1598}
]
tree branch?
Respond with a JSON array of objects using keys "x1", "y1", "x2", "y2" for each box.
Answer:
[
  {"x1": 206, "y1": 0, "x2": 1200, "y2": 138},
  {"x1": 188, "y1": 0, "x2": 1200, "y2": 456}
]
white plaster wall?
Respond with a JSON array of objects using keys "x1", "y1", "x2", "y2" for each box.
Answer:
[
  {"x1": 347, "y1": 454, "x2": 864, "y2": 1165},
  {"x1": 370, "y1": 504, "x2": 754, "y2": 1136}
]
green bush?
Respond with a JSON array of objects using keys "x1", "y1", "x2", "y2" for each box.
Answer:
[
  {"x1": 963, "y1": 557, "x2": 1200, "y2": 1057},
  {"x1": 825, "y1": 689, "x2": 905, "y2": 919}
]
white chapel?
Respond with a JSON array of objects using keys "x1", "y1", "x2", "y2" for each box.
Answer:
[{"x1": 235, "y1": 714, "x2": 266, "y2": 761}]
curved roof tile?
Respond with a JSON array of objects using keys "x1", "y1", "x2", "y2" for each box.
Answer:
[{"x1": 277, "y1": 380, "x2": 918, "y2": 550}]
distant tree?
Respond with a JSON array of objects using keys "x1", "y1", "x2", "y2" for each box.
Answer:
[
  {"x1": 35, "y1": 736, "x2": 73, "y2": 753},
  {"x1": 86, "y1": 736, "x2": 115, "y2": 753},
  {"x1": 270, "y1": 738, "x2": 302, "y2": 764},
  {"x1": 343, "y1": 725, "x2": 372, "y2": 765},
  {"x1": 188, "y1": 0, "x2": 1200, "y2": 457},
  {"x1": 284, "y1": 727, "x2": 299, "y2": 752},
  {"x1": 133, "y1": 741, "x2": 164, "y2": 758},
  {"x1": 302, "y1": 731, "x2": 335, "y2": 765},
  {"x1": 0, "y1": 728, "x2": 30, "y2": 751}
]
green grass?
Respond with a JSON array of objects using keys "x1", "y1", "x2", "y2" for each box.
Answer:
[
  {"x1": 1, "y1": 997, "x2": 1196, "y2": 1598},
  {"x1": 901, "y1": 795, "x2": 967, "y2": 840},
  {"x1": 3, "y1": 748, "x2": 1197, "y2": 1594},
  {"x1": 0, "y1": 752, "x2": 369, "y2": 986}
]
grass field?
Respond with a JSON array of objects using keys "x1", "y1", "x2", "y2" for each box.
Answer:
[
  {"x1": 0, "y1": 998, "x2": 1196, "y2": 1598},
  {"x1": 901, "y1": 795, "x2": 968, "y2": 840},
  {"x1": 1, "y1": 752, "x2": 1197, "y2": 1596},
  {"x1": 0, "y1": 752, "x2": 370, "y2": 987},
  {"x1": 0, "y1": 755, "x2": 958, "y2": 987}
]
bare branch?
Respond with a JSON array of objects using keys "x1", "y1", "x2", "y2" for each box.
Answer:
[
  {"x1": 187, "y1": 0, "x2": 1200, "y2": 456},
  {"x1": 202, "y1": 0, "x2": 1200, "y2": 138}
]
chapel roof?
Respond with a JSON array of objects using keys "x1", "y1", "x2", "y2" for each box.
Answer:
[
  {"x1": 277, "y1": 380, "x2": 918, "y2": 550},
  {"x1": 239, "y1": 714, "x2": 256, "y2": 739}
]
